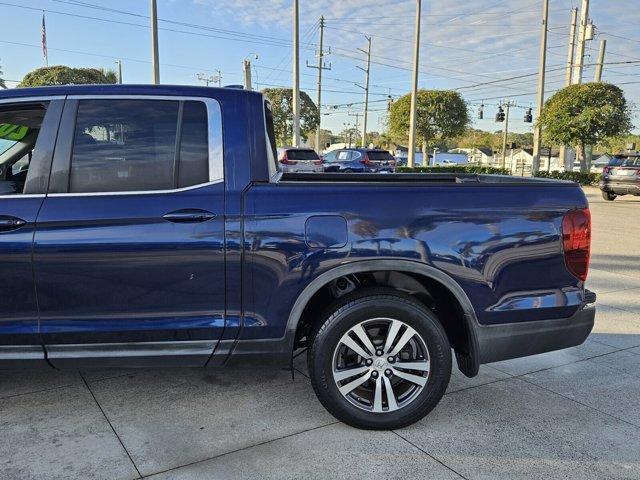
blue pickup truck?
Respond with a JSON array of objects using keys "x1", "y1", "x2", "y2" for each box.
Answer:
[{"x1": 0, "y1": 85, "x2": 595, "y2": 429}]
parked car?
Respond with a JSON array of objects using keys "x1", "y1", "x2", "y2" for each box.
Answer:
[
  {"x1": 435, "y1": 159, "x2": 457, "y2": 167},
  {"x1": 600, "y1": 154, "x2": 640, "y2": 201},
  {"x1": 277, "y1": 147, "x2": 323, "y2": 173},
  {"x1": 322, "y1": 148, "x2": 396, "y2": 173},
  {"x1": 0, "y1": 84, "x2": 595, "y2": 430}
]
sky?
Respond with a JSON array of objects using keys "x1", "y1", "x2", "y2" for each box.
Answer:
[{"x1": 1, "y1": 0, "x2": 639, "y2": 137}]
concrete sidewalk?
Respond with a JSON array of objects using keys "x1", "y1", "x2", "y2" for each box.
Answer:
[{"x1": 2, "y1": 187, "x2": 639, "y2": 480}]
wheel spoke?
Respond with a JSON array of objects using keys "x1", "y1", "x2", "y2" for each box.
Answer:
[
  {"x1": 394, "y1": 360, "x2": 430, "y2": 372},
  {"x1": 391, "y1": 367, "x2": 427, "y2": 387},
  {"x1": 373, "y1": 376, "x2": 383, "y2": 413},
  {"x1": 340, "y1": 334, "x2": 372, "y2": 360},
  {"x1": 338, "y1": 370, "x2": 371, "y2": 395},
  {"x1": 352, "y1": 323, "x2": 376, "y2": 356},
  {"x1": 383, "y1": 319, "x2": 402, "y2": 354},
  {"x1": 383, "y1": 375, "x2": 399, "y2": 411},
  {"x1": 333, "y1": 365, "x2": 369, "y2": 383},
  {"x1": 388, "y1": 325, "x2": 418, "y2": 357}
]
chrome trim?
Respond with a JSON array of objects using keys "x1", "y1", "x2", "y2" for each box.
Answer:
[
  {"x1": 0, "y1": 95, "x2": 66, "y2": 105},
  {"x1": 47, "y1": 179, "x2": 223, "y2": 197},
  {"x1": 0, "y1": 345, "x2": 45, "y2": 360},
  {"x1": 58, "y1": 94, "x2": 224, "y2": 196},
  {"x1": 46, "y1": 340, "x2": 216, "y2": 359},
  {"x1": 0, "y1": 194, "x2": 46, "y2": 199}
]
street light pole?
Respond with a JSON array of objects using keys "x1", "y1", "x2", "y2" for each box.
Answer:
[
  {"x1": 532, "y1": 0, "x2": 549, "y2": 175},
  {"x1": 115, "y1": 60, "x2": 123, "y2": 84},
  {"x1": 407, "y1": 0, "x2": 422, "y2": 168},
  {"x1": 150, "y1": 0, "x2": 160, "y2": 84},
  {"x1": 292, "y1": 0, "x2": 301, "y2": 147},
  {"x1": 501, "y1": 102, "x2": 513, "y2": 170}
]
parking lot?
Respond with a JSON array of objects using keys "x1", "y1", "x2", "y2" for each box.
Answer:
[{"x1": 1, "y1": 187, "x2": 639, "y2": 480}]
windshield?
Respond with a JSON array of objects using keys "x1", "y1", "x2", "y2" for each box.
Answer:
[
  {"x1": 611, "y1": 157, "x2": 640, "y2": 167},
  {"x1": 287, "y1": 149, "x2": 319, "y2": 160},
  {"x1": 367, "y1": 150, "x2": 394, "y2": 161}
]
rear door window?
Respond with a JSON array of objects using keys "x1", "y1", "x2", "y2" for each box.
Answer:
[
  {"x1": 337, "y1": 151, "x2": 352, "y2": 161},
  {"x1": 69, "y1": 99, "x2": 212, "y2": 193},
  {"x1": 366, "y1": 151, "x2": 394, "y2": 161},
  {"x1": 286, "y1": 149, "x2": 319, "y2": 161}
]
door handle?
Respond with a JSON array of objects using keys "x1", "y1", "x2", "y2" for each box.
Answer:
[
  {"x1": 162, "y1": 209, "x2": 216, "y2": 223},
  {"x1": 0, "y1": 216, "x2": 27, "y2": 232}
]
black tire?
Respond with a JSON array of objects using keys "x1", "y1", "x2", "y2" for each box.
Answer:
[
  {"x1": 602, "y1": 191, "x2": 616, "y2": 201},
  {"x1": 308, "y1": 287, "x2": 451, "y2": 430}
]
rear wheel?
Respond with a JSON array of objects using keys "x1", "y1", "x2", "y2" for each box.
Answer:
[
  {"x1": 308, "y1": 288, "x2": 451, "y2": 430},
  {"x1": 602, "y1": 191, "x2": 616, "y2": 201}
]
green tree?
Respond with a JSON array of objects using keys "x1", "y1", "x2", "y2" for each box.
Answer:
[
  {"x1": 388, "y1": 89, "x2": 469, "y2": 159},
  {"x1": 538, "y1": 82, "x2": 632, "y2": 172},
  {"x1": 262, "y1": 88, "x2": 319, "y2": 146},
  {"x1": 18, "y1": 66, "x2": 119, "y2": 87}
]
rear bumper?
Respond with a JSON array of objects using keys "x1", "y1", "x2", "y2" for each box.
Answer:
[
  {"x1": 600, "y1": 181, "x2": 640, "y2": 195},
  {"x1": 476, "y1": 291, "x2": 596, "y2": 364}
]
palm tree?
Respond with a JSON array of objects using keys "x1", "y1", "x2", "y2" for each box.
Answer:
[
  {"x1": 0, "y1": 63, "x2": 6, "y2": 89},
  {"x1": 99, "y1": 68, "x2": 119, "y2": 84}
]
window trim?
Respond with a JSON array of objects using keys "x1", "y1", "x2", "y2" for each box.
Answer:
[{"x1": 49, "y1": 95, "x2": 223, "y2": 197}]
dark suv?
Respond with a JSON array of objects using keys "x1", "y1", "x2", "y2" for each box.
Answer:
[
  {"x1": 600, "y1": 155, "x2": 640, "y2": 201},
  {"x1": 322, "y1": 148, "x2": 396, "y2": 173}
]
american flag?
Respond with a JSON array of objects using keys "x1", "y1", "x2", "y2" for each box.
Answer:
[{"x1": 42, "y1": 13, "x2": 48, "y2": 66}]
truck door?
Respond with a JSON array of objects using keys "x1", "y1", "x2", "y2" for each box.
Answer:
[
  {"x1": 34, "y1": 96, "x2": 225, "y2": 367},
  {"x1": 0, "y1": 98, "x2": 62, "y2": 364}
]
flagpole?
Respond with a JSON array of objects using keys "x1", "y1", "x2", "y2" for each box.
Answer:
[{"x1": 42, "y1": 12, "x2": 48, "y2": 67}]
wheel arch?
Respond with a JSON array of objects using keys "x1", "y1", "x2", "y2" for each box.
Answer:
[{"x1": 286, "y1": 259, "x2": 481, "y2": 377}]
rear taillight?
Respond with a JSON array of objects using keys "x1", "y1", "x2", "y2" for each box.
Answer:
[
  {"x1": 279, "y1": 153, "x2": 297, "y2": 165},
  {"x1": 562, "y1": 209, "x2": 591, "y2": 282},
  {"x1": 360, "y1": 154, "x2": 372, "y2": 165},
  {"x1": 313, "y1": 158, "x2": 323, "y2": 165}
]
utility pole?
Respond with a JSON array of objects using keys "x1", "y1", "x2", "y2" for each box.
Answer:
[
  {"x1": 560, "y1": 7, "x2": 578, "y2": 170},
  {"x1": 356, "y1": 36, "x2": 372, "y2": 148},
  {"x1": 407, "y1": 0, "x2": 422, "y2": 168},
  {"x1": 572, "y1": 0, "x2": 590, "y2": 85},
  {"x1": 565, "y1": 8, "x2": 578, "y2": 86},
  {"x1": 115, "y1": 60, "x2": 123, "y2": 84},
  {"x1": 307, "y1": 17, "x2": 331, "y2": 151},
  {"x1": 292, "y1": 0, "x2": 301, "y2": 147},
  {"x1": 150, "y1": 0, "x2": 160, "y2": 84},
  {"x1": 532, "y1": 0, "x2": 549, "y2": 175},
  {"x1": 243, "y1": 60, "x2": 253, "y2": 90},
  {"x1": 594, "y1": 39, "x2": 607, "y2": 82},
  {"x1": 348, "y1": 112, "x2": 361, "y2": 145},
  {"x1": 500, "y1": 102, "x2": 514, "y2": 170}
]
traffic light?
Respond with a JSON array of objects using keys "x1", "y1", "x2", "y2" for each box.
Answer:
[
  {"x1": 524, "y1": 108, "x2": 533, "y2": 123},
  {"x1": 478, "y1": 104, "x2": 484, "y2": 120},
  {"x1": 495, "y1": 106, "x2": 505, "y2": 122}
]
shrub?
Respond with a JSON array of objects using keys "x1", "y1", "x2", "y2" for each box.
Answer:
[
  {"x1": 534, "y1": 171, "x2": 601, "y2": 186},
  {"x1": 396, "y1": 165, "x2": 510, "y2": 175}
]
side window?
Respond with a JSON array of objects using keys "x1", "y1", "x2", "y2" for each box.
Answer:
[
  {"x1": 0, "y1": 104, "x2": 48, "y2": 195},
  {"x1": 178, "y1": 101, "x2": 209, "y2": 188},
  {"x1": 71, "y1": 100, "x2": 178, "y2": 193},
  {"x1": 69, "y1": 99, "x2": 213, "y2": 194},
  {"x1": 337, "y1": 151, "x2": 351, "y2": 161}
]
